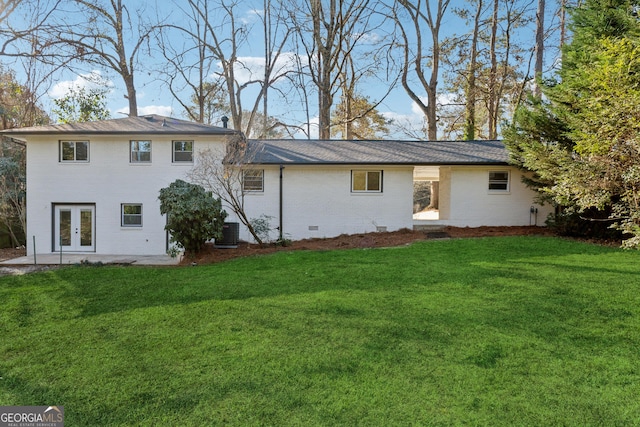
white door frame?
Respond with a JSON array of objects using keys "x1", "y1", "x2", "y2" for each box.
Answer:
[{"x1": 53, "y1": 204, "x2": 96, "y2": 252}]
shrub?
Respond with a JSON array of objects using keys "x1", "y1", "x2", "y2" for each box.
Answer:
[{"x1": 159, "y1": 180, "x2": 227, "y2": 252}]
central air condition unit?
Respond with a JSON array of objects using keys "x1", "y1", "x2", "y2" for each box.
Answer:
[{"x1": 215, "y1": 222, "x2": 239, "y2": 248}]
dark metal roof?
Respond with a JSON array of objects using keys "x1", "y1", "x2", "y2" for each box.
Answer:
[
  {"x1": 2, "y1": 115, "x2": 508, "y2": 166},
  {"x1": 0, "y1": 114, "x2": 241, "y2": 137},
  {"x1": 246, "y1": 139, "x2": 509, "y2": 165}
]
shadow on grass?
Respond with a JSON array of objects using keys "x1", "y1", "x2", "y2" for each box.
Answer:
[
  {"x1": 50, "y1": 236, "x2": 631, "y2": 318},
  {"x1": 2, "y1": 237, "x2": 640, "y2": 425}
]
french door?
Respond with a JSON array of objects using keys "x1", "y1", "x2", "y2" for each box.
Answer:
[{"x1": 54, "y1": 205, "x2": 95, "y2": 252}]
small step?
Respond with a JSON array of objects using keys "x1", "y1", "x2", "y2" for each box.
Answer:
[{"x1": 413, "y1": 224, "x2": 446, "y2": 231}]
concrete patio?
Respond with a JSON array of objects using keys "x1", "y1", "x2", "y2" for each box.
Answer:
[{"x1": 0, "y1": 253, "x2": 181, "y2": 266}]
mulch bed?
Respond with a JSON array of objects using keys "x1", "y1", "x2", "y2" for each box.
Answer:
[{"x1": 180, "y1": 226, "x2": 556, "y2": 266}]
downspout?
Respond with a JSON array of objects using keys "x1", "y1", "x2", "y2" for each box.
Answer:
[{"x1": 279, "y1": 165, "x2": 284, "y2": 241}]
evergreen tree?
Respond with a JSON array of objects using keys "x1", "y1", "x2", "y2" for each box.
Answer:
[
  {"x1": 330, "y1": 94, "x2": 391, "y2": 140},
  {"x1": 504, "y1": 0, "x2": 640, "y2": 246}
]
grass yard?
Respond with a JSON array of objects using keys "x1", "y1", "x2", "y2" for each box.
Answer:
[{"x1": 1, "y1": 236, "x2": 640, "y2": 426}]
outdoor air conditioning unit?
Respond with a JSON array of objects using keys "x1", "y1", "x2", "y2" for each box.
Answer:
[{"x1": 216, "y1": 222, "x2": 239, "y2": 248}]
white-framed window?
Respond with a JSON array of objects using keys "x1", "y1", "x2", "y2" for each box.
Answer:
[
  {"x1": 352, "y1": 170, "x2": 382, "y2": 192},
  {"x1": 130, "y1": 140, "x2": 151, "y2": 163},
  {"x1": 121, "y1": 204, "x2": 143, "y2": 227},
  {"x1": 242, "y1": 169, "x2": 264, "y2": 192},
  {"x1": 488, "y1": 171, "x2": 510, "y2": 192},
  {"x1": 59, "y1": 141, "x2": 89, "y2": 162},
  {"x1": 173, "y1": 140, "x2": 193, "y2": 163}
]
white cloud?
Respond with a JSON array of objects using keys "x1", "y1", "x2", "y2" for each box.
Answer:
[
  {"x1": 216, "y1": 52, "x2": 304, "y2": 86},
  {"x1": 115, "y1": 105, "x2": 174, "y2": 117},
  {"x1": 351, "y1": 32, "x2": 383, "y2": 44},
  {"x1": 49, "y1": 71, "x2": 113, "y2": 99},
  {"x1": 138, "y1": 105, "x2": 174, "y2": 117},
  {"x1": 242, "y1": 8, "x2": 263, "y2": 24},
  {"x1": 382, "y1": 109, "x2": 426, "y2": 140},
  {"x1": 291, "y1": 116, "x2": 319, "y2": 139},
  {"x1": 411, "y1": 99, "x2": 427, "y2": 115},
  {"x1": 138, "y1": 105, "x2": 173, "y2": 117}
]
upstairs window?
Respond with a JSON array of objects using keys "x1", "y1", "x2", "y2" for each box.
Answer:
[
  {"x1": 130, "y1": 140, "x2": 151, "y2": 163},
  {"x1": 121, "y1": 204, "x2": 143, "y2": 227},
  {"x1": 352, "y1": 170, "x2": 382, "y2": 192},
  {"x1": 173, "y1": 140, "x2": 193, "y2": 163},
  {"x1": 242, "y1": 169, "x2": 264, "y2": 192},
  {"x1": 60, "y1": 141, "x2": 89, "y2": 162},
  {"x1": 488, "y1": 171, "x2": 510, "y2": 192}
]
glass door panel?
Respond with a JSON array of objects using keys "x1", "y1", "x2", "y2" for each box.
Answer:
[
  {"x1": 59, "y1": 209, "x2": 72, "y2": 246},
  {"x1": 54, "y1": 205, "x2": 95, "y2": 252},
  {"x1": 80, "y1": 209, "x2": 93, "y2": 247}
]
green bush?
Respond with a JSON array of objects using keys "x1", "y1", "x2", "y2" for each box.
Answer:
[
  {"x1": 159, "y1": 179, "x2": 227, "y2": 252},
  {"x1": 547, "y1": 207, "x2": 623, "y2": 241}
]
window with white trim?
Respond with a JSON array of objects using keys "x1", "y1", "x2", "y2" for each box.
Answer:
[
  {"x1": 121, "y1": 204, "x2": 143, "y2": 227},
  {"x1": 242, "y1": 169, "x2": 264, "y2": 192},
  {"x1": 59, "y1": 141, "x2": 89, "y2": 162},
  {"x1": 488, "y1": 171, "x2": 510, "y2": 192},
  {"x1": 130, "y1": 140, "x2": 151, "y2": 163},
  {"x1": 173, "y1": 140, "x2": 193, "y2": 162},
  {"x1": 352, "y1": 170, "x2": 382, "y2": 192}
]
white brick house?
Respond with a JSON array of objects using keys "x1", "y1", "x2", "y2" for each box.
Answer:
[{"x1": 2, "y1": 115, "x2": 552, "y2": 256}]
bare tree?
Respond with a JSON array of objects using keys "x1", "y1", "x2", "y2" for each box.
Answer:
[
  {"x1": 0, "y1": 0, "x2": 21, "y2": 26},
  {"x1": 559, "y1": 0, "x2": 567, "y2": 48},
  {"x1": 485, "y1": 0, "x2": 533, "y2": 139},
  {"x1": 394, "y1": 0, "x2": 451, "y2": 140},
  {"x1": 0, "y1": 0, "x2": 75, "y2": 121},
  {"x1": 165, "y1": 0, "x2": 292, "y2": 137},
  {"x1": 487, "y1": 0, "x2": 499, "y2": 138},
  {"x1": 441, "y1": 0, "x2": 535, "y2": 139},
  {"x1": 0, "y1": 154, "x2": 25, "y2": 246},
  {"x1": 156, "y1": 0, "x2": 223, "y2": 124},
  {"x1": 32, "y1": 0, "x2": 159, "y2": 117},
  {"x1": 258, "y1": 0, "x2": 294, "y2": 138},
  {"x1": 331, "y1": 14, "x2": 397, "y2": 141},
  {"x1": 533, "y1": 0, "x2": 545, "y2": 97},
  {"x1": 291, "y1": 0, "x2": 382, "y2": 139},
  {"x1": 187, "y1": 137, "x2": 268, "y2": 245},
  {"x1": 464, "y1": 0, "x2": 484, "y2": 140}
]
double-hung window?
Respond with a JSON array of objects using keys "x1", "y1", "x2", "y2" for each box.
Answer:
[
  {"x1": 488, "y1": 171, "x2": 510, "y2": 192},
  {"x1": 352, "y1": 170, "x2": 382, "y2": 192},
  {"x1": 242, "y1": 169, "x2": 264, "y2": 192},
  {"x1": 130, "y1": 140, "x2": 152, "y2": 163},
  {"x1": 60, "y1": 141, "x2": 89, "y2": 162},
  {"x1": 121, "y1": 204, "x2": 143, "y2": 227},
  {"x1": 173, "y1": 140, "x2": 193, "y2": 163}
]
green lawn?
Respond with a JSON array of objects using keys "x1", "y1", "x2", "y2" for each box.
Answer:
[{"x1": 1, "y1": 236, "x2": 640, "y2": 426}]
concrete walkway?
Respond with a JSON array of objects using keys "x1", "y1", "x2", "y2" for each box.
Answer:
[{"x1": 0, "y1": 253, "x2": 181, "y2": 266}]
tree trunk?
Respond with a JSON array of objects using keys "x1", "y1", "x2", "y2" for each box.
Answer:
[
  {"x1": 488, "y1": 0, "x2": 499, "y2": 139},
  {"x1": 124, "y1": 74, "x2": 137, "y2": 117},
  {"x1": 464, "y1": 0, "x2": 483, "y2": 141},
  {"x1": 428, "y1": 181, "x2": 439, "y2": 209},
  {"x1": 534, "y1": 0, "x2": 545, "y2": 97},
  {"x1": 559, "y1": 0, "x2": 566, "y2": 48},
  {"x1": 396, "y1": 0, "x2": 451, "y2": 141}
]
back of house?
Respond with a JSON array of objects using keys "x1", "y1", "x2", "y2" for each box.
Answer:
[{"x1": 1, "y1": 115, "x2": 552, "y2": 257}]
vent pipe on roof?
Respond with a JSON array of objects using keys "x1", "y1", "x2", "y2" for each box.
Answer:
[{"x1": 221, "y1": 116, "x2": 229, "y2": 128}]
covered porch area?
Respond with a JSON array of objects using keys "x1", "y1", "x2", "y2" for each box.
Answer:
[{"x1": 413, "y1": 166, "x2": 444, "y2": 227}]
